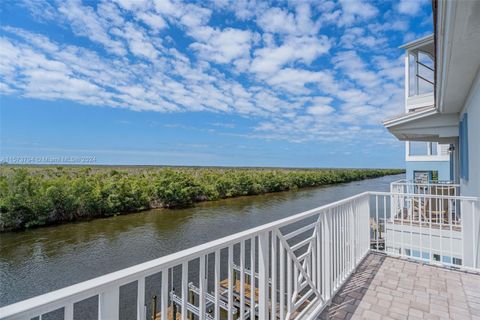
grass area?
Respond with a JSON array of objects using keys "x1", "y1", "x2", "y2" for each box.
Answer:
[{"x1": 0, "y1": 165, "x2": 404, "y2": 231}]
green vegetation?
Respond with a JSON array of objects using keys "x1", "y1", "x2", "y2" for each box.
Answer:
[{"x1": 0, "y1": 165, "x2": 404, "y2": 231}]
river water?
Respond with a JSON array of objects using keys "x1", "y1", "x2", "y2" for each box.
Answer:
[{"x1": 0, "y1": 174, "x2": 403, "y2": 307}]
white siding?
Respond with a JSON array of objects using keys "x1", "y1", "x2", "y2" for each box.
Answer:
[
  {"x1": 460, "y1": 68, "x2": 480, "y2": 268},
  {"x1": 460, "y1": 68, "x2": 480, "y2": 198}
]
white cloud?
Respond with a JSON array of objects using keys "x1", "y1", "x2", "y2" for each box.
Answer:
[
  {"x1": 58, "y1": 0, "x2": 126, "y2": 56},
  {"x1": 307, "y1": 105, "x2": 335, "y2": 116},
  {"x1": 135, "y1": 11, "x2": 167, "y2": 32},
  {"x1": 397, "y1": 0, "x2": 428, "y2": 16},
  {"x1": 251, "y1": 36, "x2": 331, "y2": 75},
  {"x1": 256, "y1": 4, "x2": 320, "y2": 36},
  {"x1": 340, "y1": 27, "x2": 388, "y2": 49},
  {"x1": 120, "y1": 23, "x2": 160, "y2": 60},
  {"x1": 190, "y1": 28, "x2": 254, "y2": 65},
  {"x1": 332, "y1": 51, "x2": 381, "y2": 88},
  {"x1": 1, "y1": 0, "x2": 428, "y2": 147},
  {"x1": 113, "y1": 0, "x2": 148, "y2": 10},
  {"x1": 20, "y1": 0, "x2": 57, "y2": 22},
  {"x1": 264, "y1": 68, "x2": 334, "y2": 94},
  {"x1": 337, "y1": 0, "x2": 379, "y2": 26}
]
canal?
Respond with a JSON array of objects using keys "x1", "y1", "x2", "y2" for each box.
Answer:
[{"x1": 0, "y1": 174, "x2": 403, "y2": 307}]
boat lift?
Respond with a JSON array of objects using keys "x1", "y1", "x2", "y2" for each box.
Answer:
[{"x1": 156, "y1": 264, "x2": 260, "y2": 320}]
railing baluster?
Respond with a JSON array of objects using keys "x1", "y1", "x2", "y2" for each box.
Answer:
[
  {"x1": 279, "y1": 239, "x2": 285, "y2": 320},
  {"x1": 271, "y1": 232, "x2": 277, "y2": 320},
  {"x1": 137, "y1": 277, "x2": 145, "y2": 320},
  {"x1": 324, "y1": 212, "x2": 331, "y2": 300},
  {"x1": 440, "y1": 197, "x2": 444, "y2": 263},
  {"x1": 199, "y1": 255, "x2": 206, "y2": 320},
  {"x1": 449, "y1": 200, "x2": 454, "y2": 265},
  {"x1": 341, "y1": 207, "x2": 345, "y2": 280},
  {"x1": 286, "y1": 248, "x2": 292, "y2": 316},
  {"x1": 161, "y1": 269, "x2": 168, "y2": 320},
  {"x1": 239, "y1": 241, "x2": 245, "y2": 320},
  {"x1": 337, "y1": 208, "x2": 341, "y2": 287},
  {"x1": 64, "y1": 304, "x2": 73, "y2": 320},
  {"x1": 418, "y1": 195, "x2": 422, "y2": 260},
  {"x1": 400, "y1": 193, "x2": 404, "y2": 256},
  {"x1": 429, "y1": 195, "x2": 433, "y2": 263},
  {"x1": 410, "y1": 196, "x2": 413, "y2": 257},
  {"x1": 317, "y1": 216, "x2": 323, "y2": 290},
  {"x1": 383, "y1": 195, "x2": 387, "y2": 254},
  {"x1": 214, "y1": 250, "x2": 220, "y2": 319},
  {"x1": 258, "y1": 232, "x2": 269, "y2": 319},
  {"x1": 332, "y1": 210, "x2": 336, "y2": 290},
  {"x1": 250, "y1": 238, "x2": 256, "y2": 319},
  {"x1": 228, "y1": 245, "x2": 234, "y2": 320},
  {"x1": 375, "y1": 195, "x2": 379, "y2": 251},
  {"x1": 293, "y1": 262, "x2": 298, "y2": 298},
  {"x1": 181, "y1": 262, "x2": 188, "y2": 320},
  {"x1": 98, "y1": 286, "x2": 119, "y2": 320},
  {"x1": 473, "y1": 201, "x2": 477, "y2": 269}
]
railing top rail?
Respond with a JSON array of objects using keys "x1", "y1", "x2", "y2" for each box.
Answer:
[
  {"x1": 390, "y1": 179, "x2": 461, "y2": 187},
  {"x1": 0, "y1": 191, "x2": 371, "y2": 318},
  {"x1": 374, "y1": 191, "x2": 478, "y2": 201}
]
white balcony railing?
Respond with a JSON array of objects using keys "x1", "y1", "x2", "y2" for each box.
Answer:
[
  {"x1": 1, "y1": 192, "x2": 478, "y2": 320},
  {"x1": 370, "y1": 192, "x2": 478, "y2": 272},
  {"x1": 390, "y1": 179, "x2": 460, "y2": 196}
]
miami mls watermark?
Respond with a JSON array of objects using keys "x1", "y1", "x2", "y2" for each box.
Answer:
[{"x1": 0, "y1": 156, "x2": 97, "y2": 164}]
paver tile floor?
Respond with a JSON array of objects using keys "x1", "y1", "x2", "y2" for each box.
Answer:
[{"x1": 317, "y1": 253, "x2": 480, "y2": 320}]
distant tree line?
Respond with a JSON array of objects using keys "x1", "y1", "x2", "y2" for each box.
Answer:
[{"x1": 0, "y1": 166, "x2": 404, "y2": 231}]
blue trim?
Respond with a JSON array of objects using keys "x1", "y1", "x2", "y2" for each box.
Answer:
[{"x1": 460, "y1": 113, "x2": 469, "y2": 181}]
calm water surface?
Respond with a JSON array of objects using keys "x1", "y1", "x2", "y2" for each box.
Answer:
[{"x1": 0, "y1": 174, "x2": 403, "y2": 306}]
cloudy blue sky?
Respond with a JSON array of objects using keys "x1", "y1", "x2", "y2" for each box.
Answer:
[{"x1": 0, "y1": 0, "x2": 432, "y2": 168}]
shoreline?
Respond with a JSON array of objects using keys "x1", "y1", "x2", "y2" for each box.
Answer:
[{"x1": 0, "y1": 166, "x2": 404, "y2": 232}]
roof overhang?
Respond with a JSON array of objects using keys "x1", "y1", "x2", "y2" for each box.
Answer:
[
  {"x1": 383, "y1": 107, "x2": 458, "y2": 143},
  {"x1": 436, "y1": 0, "x2": 480, "y2": 114},
  {"x1": 399, "y1": 34, "x2": 434, "y2": 57}
]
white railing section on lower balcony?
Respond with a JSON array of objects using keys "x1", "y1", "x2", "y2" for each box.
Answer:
[
  {"x1": 370, "y1": 192, "x2": 479, "y2": 272},
  {"x1": 1, "y1": 191, "x2": 478, "y2": 320},
  {"x1": 390, "y1": 179, "x2": 460, "y2": 196}
]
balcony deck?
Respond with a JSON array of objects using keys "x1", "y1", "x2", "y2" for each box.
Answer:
[
  {"x1": 1, "y1": 191, "x2": 477, "y2": 320},
  {"x1": 318, "y1": 253, "x2": 480, "y2": 320}
]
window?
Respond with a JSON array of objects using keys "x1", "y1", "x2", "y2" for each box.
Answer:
[
  {"x1": 433, "y1": 254, "x2": 440, "y2": 262},
  {"x1": 442, "y1": 256, "x2": 452, "y2": 264},
  {"x1": 409, "y1": 142, "x2": 438, "y2": 156},
  {"x1": 422, "y1": 252, "x2": 430, "y2": 260},
  {"x1": 414, "y1": 171, "x2": 438, "y2": 183},
  {"x1": 405, "y1": 249, "x2": 411, "y2": 256},
  {"x1": 452, "y1": 257, "x2": 462, "y2": 266},
  {"x1": 409, "y1": 141, "x2": 429, "y2": 155},
  {"x1": 459, "y1": 113, "x2": 469, "y2": 181}
]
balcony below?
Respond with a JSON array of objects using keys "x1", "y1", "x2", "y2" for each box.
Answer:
[
  {"x1": 318, "y1": 253, "x2": 480, "y2": 320},
  {"x1": 406, "y1": 93, "x2": 434, "y2": 112}
]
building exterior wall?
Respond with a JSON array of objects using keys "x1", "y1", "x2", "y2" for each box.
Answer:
[
  {"x1": 459, "y1": 68, "x2": 480, "y2": 268},
  {"x1": 460, "y1": 68, "x2": 480, "y2": 199},
  {"x1": 405, "y1": 160, "x2": 451, "y2": 181}
]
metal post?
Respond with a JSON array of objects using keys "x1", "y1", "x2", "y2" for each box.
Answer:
[{"x1": 152, "y1": 295, "x2": 158, "y2": 320}]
